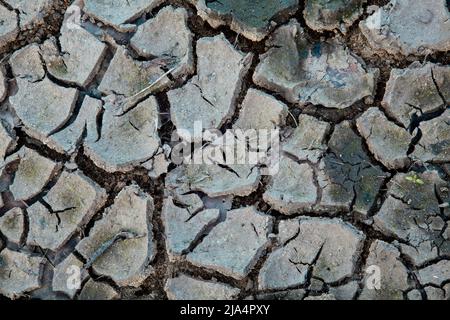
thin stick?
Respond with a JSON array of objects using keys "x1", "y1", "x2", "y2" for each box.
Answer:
[
  {"x1": 121, "y1": 65, "x2": 178, "y2": 113},
  {"x1": 83, "y1": 231, "x2": 145, "y2": 269},
  {"x1": 129, "y1": 65, "x2": 178, "y2": 100},
  {"x1": 287, "y1": 110, "x2": 298, "y2": 127}
]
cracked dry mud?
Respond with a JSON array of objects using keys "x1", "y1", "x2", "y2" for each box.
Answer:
[{"x1": 0, "y1": 0, "x2": 449, "y2": 301}]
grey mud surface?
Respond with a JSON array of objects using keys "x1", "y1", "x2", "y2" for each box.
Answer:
[{"x1": 0, "y1": 0, "x2": 449, "y2": 300}]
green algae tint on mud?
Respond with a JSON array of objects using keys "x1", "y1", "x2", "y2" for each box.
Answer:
[{"x1": 205, "y1": 0, "x2": 298, "y2": 29}]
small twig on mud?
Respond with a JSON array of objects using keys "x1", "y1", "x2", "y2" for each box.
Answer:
[
  {"x1": 234, "y1": 34, "x2": 240, "y2": 48},
  {"x1": 83, "y1": 231, "x2": 146, "y2": 269},
  {"x1": 287, "y1": 110, "x2": 298, "y2": 127},
  {"x1": 119, "y1": 65, "x2": 179, "y2": 114},
  {"x1": 38, "y1": 247, "x2": 55, "y2": 268},
  {"x1": 129, "y1": 65, "x2": 178, "y2": 100},
  {"x1": 0, "y1": 54, "x2": 11, "y2": 65}
]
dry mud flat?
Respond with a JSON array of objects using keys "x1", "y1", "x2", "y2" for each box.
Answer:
[{"x1": 0, "y1": 0, "x2": 449, "y2": 300}]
